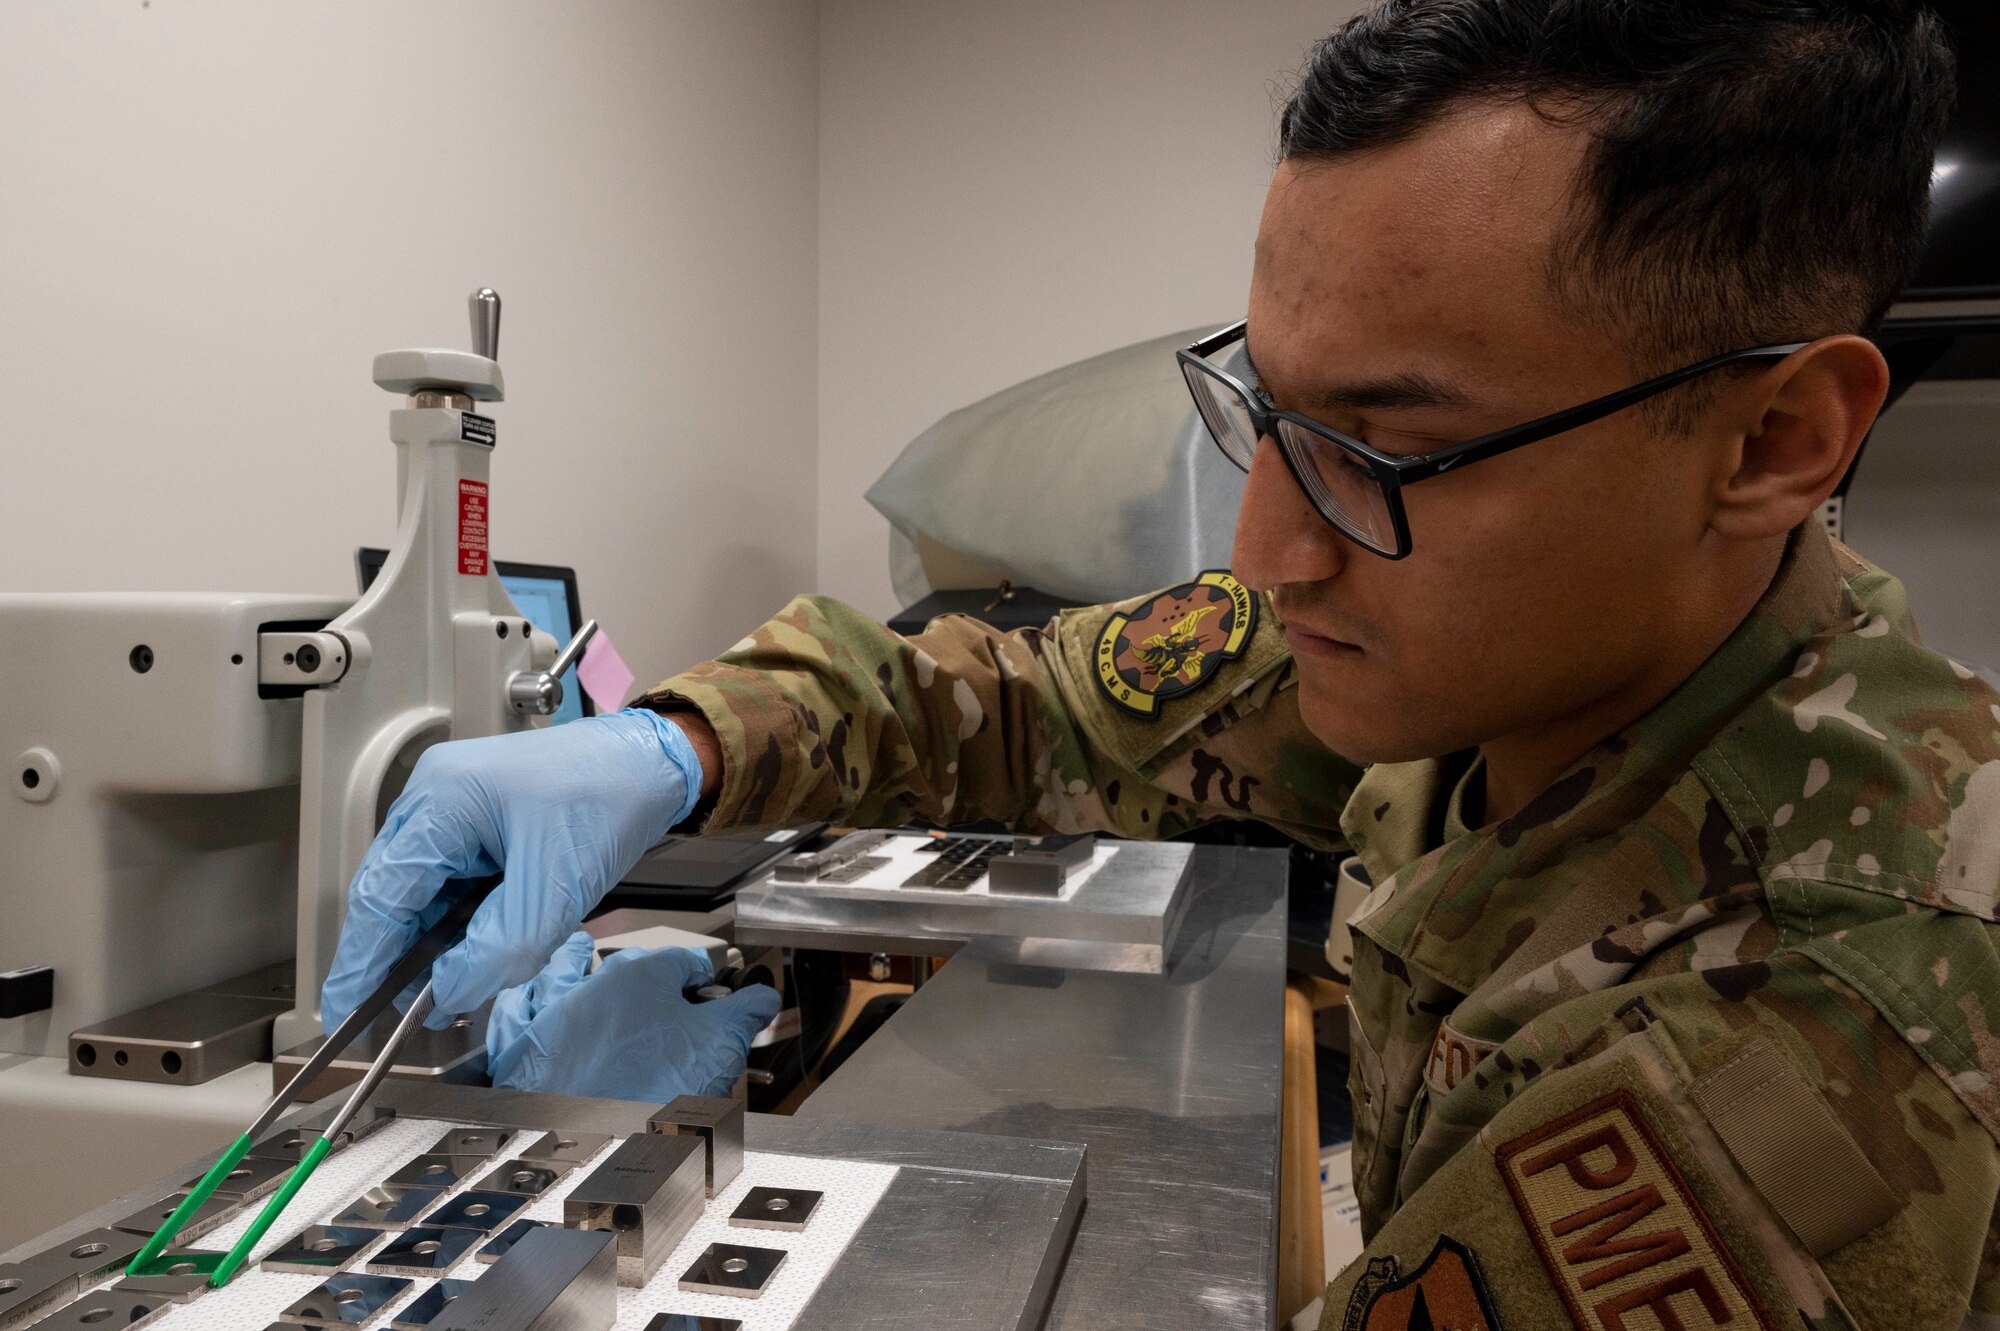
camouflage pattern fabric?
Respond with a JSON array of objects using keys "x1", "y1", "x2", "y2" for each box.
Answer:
[{"x1": 645, "y1": 521, "x2": 2000, "y2": 1328}]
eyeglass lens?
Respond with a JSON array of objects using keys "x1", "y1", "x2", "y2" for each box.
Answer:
[{"x1": 1182, "y1": 360, "x2": 1399, "y2": 554}]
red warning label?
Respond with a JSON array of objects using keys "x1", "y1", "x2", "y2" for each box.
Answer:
[{"x1": 458, "y1": 480, "x2": 489, "y2": 575}]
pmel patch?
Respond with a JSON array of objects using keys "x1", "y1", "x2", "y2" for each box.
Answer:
[{"x1": 1092, "y1": 570, "x2": 1256, "y2": 718}]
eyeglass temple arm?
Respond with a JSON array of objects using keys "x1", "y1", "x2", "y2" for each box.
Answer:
[{"x1": 1393, "y1": 343, "x2": 1810, "y2": 482}]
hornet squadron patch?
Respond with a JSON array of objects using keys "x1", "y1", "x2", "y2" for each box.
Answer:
[
  {"x1": 1093, "y1": 570, "x2": 1256, "y2": 718},
  {"x1": 1341, "y1": 1235, "x2": 1503, "y2": 1331}
]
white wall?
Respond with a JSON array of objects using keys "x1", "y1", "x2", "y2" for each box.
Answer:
[
  {"x1": 816, "y1": 0, "x2": 1365, "y2": 618},
  {"x1": 0, "y1": 1, "x2": 820, "y2": 689}
]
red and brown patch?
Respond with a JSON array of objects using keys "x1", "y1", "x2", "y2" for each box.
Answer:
[{"x1": 1341, "y1": 1236, "x2": 1503, "y2": 1331}]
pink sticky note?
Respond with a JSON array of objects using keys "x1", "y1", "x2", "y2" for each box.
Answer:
[{"x1": 577, "y1": 630, "x2": 638, "y2": 714}]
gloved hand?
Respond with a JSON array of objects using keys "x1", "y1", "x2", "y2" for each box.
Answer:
[
  {"x1": 320, "y1": 708, "x2": 703, "y2": 1033},
  {"x1": 487, "y1": 933, "x2": 781, "y2": 1101}
]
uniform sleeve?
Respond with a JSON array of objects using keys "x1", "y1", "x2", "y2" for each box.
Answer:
[
  {"x1": 638, "y1": 589, "x2": 1359, "y2": 843},
  {"x1": 1328, "y1": 960, "x2": 2000, "y2": 1331}
]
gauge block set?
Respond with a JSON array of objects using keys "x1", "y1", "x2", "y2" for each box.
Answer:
[
  {"x1": 0, "y1": 1098, "x2": 829, "y2": 1331},
  {"x1": 776, "y1": 831, "x2": 1096, "y2": 896}
]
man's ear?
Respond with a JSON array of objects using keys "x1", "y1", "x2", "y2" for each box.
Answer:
[{"x1": 1707, "y1": 335, "x2": 1890, "y2": 540}]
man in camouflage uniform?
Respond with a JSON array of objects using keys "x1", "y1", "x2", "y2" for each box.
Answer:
[{"x1": 326, "y1": 0, "x2": 1991, "y2": 1326}]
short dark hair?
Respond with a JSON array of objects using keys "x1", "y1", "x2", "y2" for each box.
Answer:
[{"x1": 1279, "y1": 0, "x2": 1957, "y2": 425}]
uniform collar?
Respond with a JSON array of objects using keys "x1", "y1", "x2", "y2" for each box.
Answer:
[{"x1": 1339, "y1": 521, "x2": 1849, "y2": 979}]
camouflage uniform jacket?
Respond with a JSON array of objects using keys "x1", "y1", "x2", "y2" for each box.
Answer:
[{"x1": 646, "y1": 524, "x2": 2000, "y2": 1330}]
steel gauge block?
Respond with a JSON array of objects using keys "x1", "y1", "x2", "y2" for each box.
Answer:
[
  {"x1": 519, "y1": 1131, "x2": 610, "y2": 1164},
  {"x1": 474, "y1": 1220, "x2": 549, "y2": 1265},
  {"x1": 562, "y1": 1133, "x2": 704, "y2": 1287},
  {"x1": 385, "y1": 1154, "x2": 473, "y2": 1191},
  {"x1": 728, "y1": 1186, "x2": 822, "y2": 1232},
  {"x1": 261, "y1": 1225, "x2": 381, "y2": 1274},
  {"x1": 430, "y1": 1228, "x2": 615, "y2": 1331},
  {"x1": 427, "y1": 1127, "x2": 516, "y2": 1159},
  {"x1": 387, "y1": 1277, "x2": 476, "y2": 1329},
  {"x1": 276, "y1": 1273, "x2": 412, "y2": 1326},
  {"x1": 25, "y1": 1290, "x2": 171, "y2": 1329},
  {"x1": 473, "y1": 1159, "x2": 572, "y2": 1198},
  {"x1": 109, "y1": 1193, "x2": 235, "y2": 1245},
  {"x1": 423, "y1": 1191, "x2": 530, "y2": 1235},
  {"x1": 646, "y1": 1096, "x2": 744, "y2": 1197},
  {"x1": 677, "y1": 1244, "x2": 786, "y2": 1299},
  {"x1": 331, "y1": 1186, "x2": 443, "y2": 1232},
  {"x1": 367, "y1": 1227, "x2": 481, "y2": 1278}
]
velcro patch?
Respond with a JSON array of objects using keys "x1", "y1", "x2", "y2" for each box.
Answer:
[
  {"x1": 1494, "y1": 1091, "x2": 1773, "y2": 1331},
  {"x1": 1425, "y1": 1019, "x2": 1502, "y2": 1099},
  {"x1": 1092, "y1": 570, "x2": 1256, "y2": 718},
  {"x1": 1340, "y1": 1235, "x2": 1502, "y2": 1331}
]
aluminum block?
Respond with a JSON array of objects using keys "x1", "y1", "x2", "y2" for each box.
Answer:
[
  {"x1": 431, "y1": 1227, "x2": 616, "y2": 1331},
  {"x1": 645, "y1": 1096, "x2": 744, "y2": 1197},
  {"x1": 562, "y1": 1133, "x2": 704, "y2": 1288}
]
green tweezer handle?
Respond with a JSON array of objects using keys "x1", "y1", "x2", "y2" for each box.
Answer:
[
  {"x1": 208, "y1": 1135, "x2": 334, "y2": 1287},
  {"x1": 127, "y1": 1132, "x2": 255, "y2": 1274}
]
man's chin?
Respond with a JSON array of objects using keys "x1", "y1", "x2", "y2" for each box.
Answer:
[{"x1": 1296, "y1": 689, "x2": 1451, "y2": 767}]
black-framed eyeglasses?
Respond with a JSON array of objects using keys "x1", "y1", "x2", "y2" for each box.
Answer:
[{"x1": 1178, "y1": 320, "x2": 1808, "y2": 559}]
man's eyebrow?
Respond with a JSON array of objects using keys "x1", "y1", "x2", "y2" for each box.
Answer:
[{"x1": 1245, "y1": 339, "x2": 1475, "y2": 414}]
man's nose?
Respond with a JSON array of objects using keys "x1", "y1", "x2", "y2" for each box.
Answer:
[{"x1": 1232, "y1": 435, "x2": 1348, "y2": 591}]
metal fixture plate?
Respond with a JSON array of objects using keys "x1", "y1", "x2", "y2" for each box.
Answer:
[
  {"x1": 108, "y1": 1273, "x2": 209, "y2": 1305},
  {"x1": 276, "y1": 1273, "x2": 412, "y2": 1327},
  {"x1": 69, "y1": 992, "x2": 285, "y2": 1086},
  {"x1": 727, "y1": 1186, "x2": 821, "y2": 1232},
  {"x1": 677, "y1": 1243, "x2": 785, "y2": 1299},
  {"x1": 109, "y1": 1194, "x2": 235, "y2": 1245},
  {"x1": 517, "y1": 1131, "x2": 610, "y2": 1164},
  {"x1": 183, "y1": 1155, "x2": 292, "y2": 1203},
  {"x1": 642, "y1": 1317, "x2": 743, "y2": 1331},
  {"x1": 472, "y1": 1159, "x2": 571, "y2": 1198},
  {"x1": 16, "y1": 1230, "x2": 146, "y2": 1288},
  {"x1": 383, "y1": 1155, "x2": 471, "y2": 1191},
  {"x1": 261, "y1": 1226, "x2": 381, "y2": 1275},
  {"x1": 366, "y1": 1227, "x2": 480, "y2": 1278},
  {"x1": 647, "y1": 1095, "x2": 744, "y2": 1197},
  {"x1": 429, "y1": 1227, "x2": 614, "y2": 1331},
  {"x1": 27, "y1": 1290, "x2": 171, "y2": 1329},
  {"x1": 123, "y1": 1252, "x2": 225, "y2": 1282},
  {"x1": 0, "y1": 1264, "x2": 76, "y2": 1331},
  {"x1": 329, "y1": 1187, "x2": 442, "y2": 1232},
  {"x1": 474, "y1": 1219, "x2": 548, "y2": 1266},
  {"x1": 426, "y1": 1127, "x2": 515, "y2": 1159},
  {"x1": 271, "y1": 1013, "x2": 485, "y2": 1101},
  {"x1": 422, "y1": 1191, "x2": 528, "y2": 1235},
  {"x1": 387, "y1": 1277, "x2": 475, "y2": 1330},
  {"x1": 563, "y1": 1133, "x2": 704, "y2": 1288},
  {"x1": 194, "y1": 960, "x2": 298, "y2": 1006}
]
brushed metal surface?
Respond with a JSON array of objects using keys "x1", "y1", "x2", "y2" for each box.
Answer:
[
  {"x1": 726, "y1": 1187, "x2": 820, "y2": 1232},
  {"x1": 12, "y1": 1230, "x2": 145, "y2": 1289},
  {"x1": 735, "y1": 838, "x2": 1196, "y2": 974},
  {"x1": 645, "y1": 1096, "x2": 743, "y2": 1198},
  {"x1": 427, "y1": 1127, "x2": 516, "y2": 1159},
  {"x1": 108, "y1": 1194, "x2": 235, "y2": 1246},
  {"x1": 108, "y1": 1272, "x2": 209, "y2": 1304},
  {"x1": 431, "y1": 1227, "x2": 616, "y2": 1331},
  {"x1": 270, "y1": 1014, "x2": 486, "y2": 1101},
  {"x1": 366, "y1": 1228, "x2": 479, "y2": 1278},
  {"x1": 562, "y1": 1134, "x2": 704, "y2": 1288},
  {"x1": 797, "y1": 844, "x2": 1288, "y2": 1331},
  {"x1": 329, "y1": 1187, "x2": 441, "y2": 1232},
  {"x1": 0, "y1": 1264, "x2": 75, "y2": 1331},
  {"x1": 383, "y1": 1155, "x2": 473, "y2": 1191},
  {"x1": 473, "y1": 1160, "x2": 572, "y2": 1199},
  {"x1": 260, "y1": 1226, "x2": 381, "y2": 1275},
  {"x1": 475, "y1": 1219, "x2": 550, "y2": 1265},
  {"x1": 676, "y1": 1243, "x2": 784, "y2": 1299},
  {"x1": 275, "y1": 1273, "x2": 411, "y2": 1326},
  {"x1": 181, "y1": 1155, "x2": 291, "y2": 1204},
  {"x1": 423, "y1": 1190, "x2": 529, "y2": 1235},
  {"x1": 68, "y1": 993, "x2": 284, "y2": 1086},
  {"x1": 27, "y1": 1289, "x2": 170, "y2": 1329},
  {"x1": 387, "y1": 1277, "x2": 474, "y2": 1329},
  {"x1": 517, "y1": 1132, "x2": 611, "y2": 1165}
]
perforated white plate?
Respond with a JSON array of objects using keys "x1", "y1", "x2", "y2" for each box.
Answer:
[{"x1": 139, "y1": 1117, "x2": 896, "y2": 1331}]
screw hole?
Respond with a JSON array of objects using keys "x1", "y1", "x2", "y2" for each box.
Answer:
[
  {"x1": 413, "y1": 1241, "x2": 441, "y2": 1256},
  {"x1": 21, "y1": 767, "x2": 38, "y2": 789},
  {"x1": 69, "y1": 1242, "x2": 109, "y2": 1260},
  {"x1": 765, "y1": 1197, "x2": 790, "y2": 1213},
  {"x1": 310, "y1": 1238, "x2": 338, "y2": 1252},
  {"x1": 75, "y1": 1043, "x2": 96, "y2": 1067},
  {"x1": 282, "y1": 652, "x2": 295, "y2": 665},
  {"x1": 78, "y1": 1309, "x2": 114, "y2": 1325},
  {"x1": 160, "y1": 1050, "x2": 182, "y2": 1075},
  {"x1": 722, "y1": 1257, "x2": 750, "y2": 1275},
  {"x1": 113, "y1": 1049, "x2": 128, "y2": 1067},
  {"x1": 167, "y1": 1262, "x2": 196, "y2": 1276},
  {"x1": 230, "y1": 653, "x2": 243, "y2": 665},
  {"x1": 422, "y1": 1164, "x2": 449, "y2": 1178},
  {"x1": 129, "y1": 645, "x2": 153, "y2": 673},
  {"x1": 496, "y1": 622, "x2": 508, "y2": 639},
  {"x1": 334, "y1": 1286, "x2": 365, "y2": 1304}
]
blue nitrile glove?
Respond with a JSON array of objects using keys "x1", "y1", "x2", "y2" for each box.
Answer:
[
  {"x1": 486, "y1": 935, "x2": 781, "y2": 1101},
  {"x1": 320, "y1": 708, "x2": 703, "y2": 1034}
]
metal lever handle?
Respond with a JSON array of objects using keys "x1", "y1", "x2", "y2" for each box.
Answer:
[
  {"x1": 469, "y1": 288, "x2": 501, "y2": 361},
  {"x1": 507, "y1": 618, "x2": 598, "y2": 715}
]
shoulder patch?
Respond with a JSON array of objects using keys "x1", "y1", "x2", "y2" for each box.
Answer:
[
  {"x1": 1494, "y1": 1090, "x2": 1773, "y2": 1331},
  {"x1": 1091, "y1": 570, "x2": 1257, "y2": 718},
  {"x1": 1341, "y1": 1235, "x2": 1502, "y2": 1331}
]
